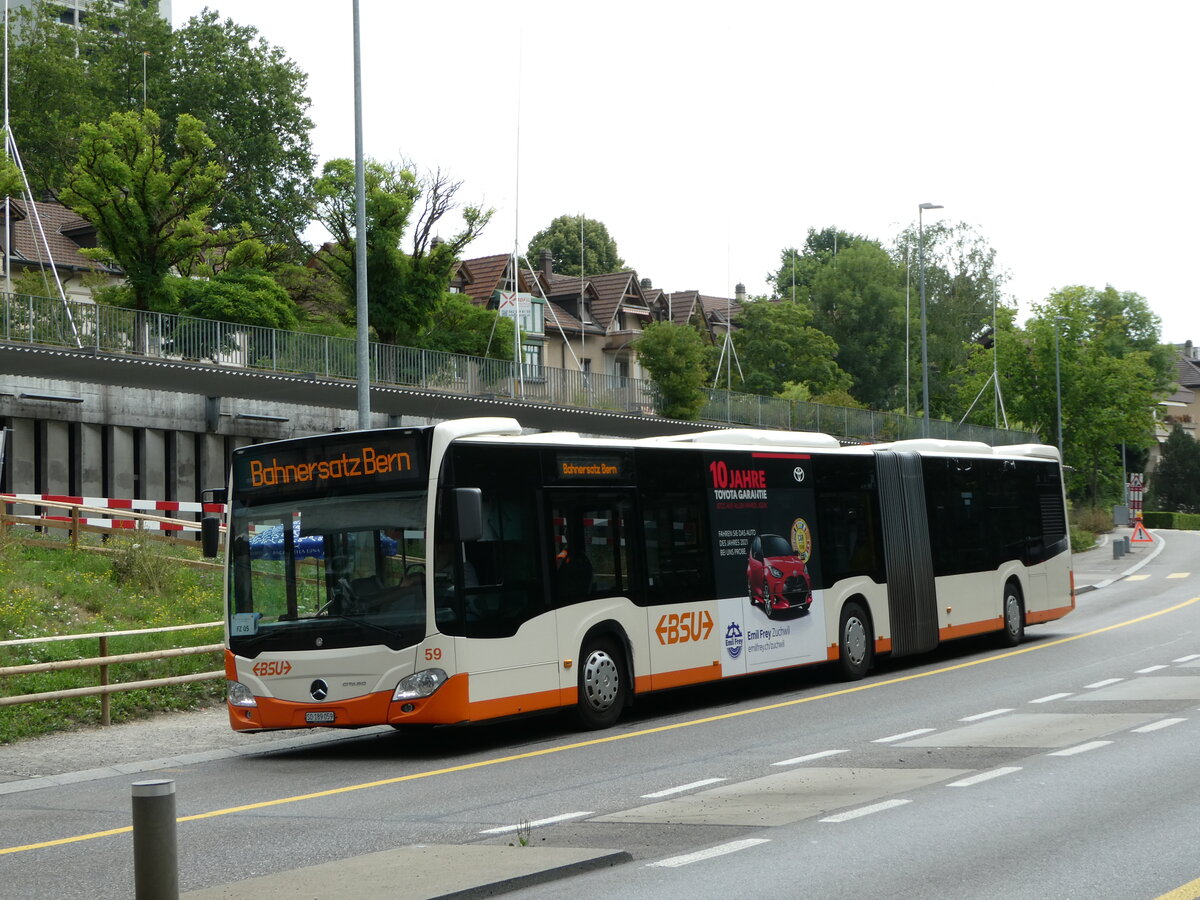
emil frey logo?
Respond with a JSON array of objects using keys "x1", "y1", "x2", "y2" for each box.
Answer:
[{"x1": 725, "y1": 621, "x2": 744, "y2": 659}]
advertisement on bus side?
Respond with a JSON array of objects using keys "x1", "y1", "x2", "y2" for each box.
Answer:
[{"x1": 705, "y1": 451, "x2": 827, "y2": 676}]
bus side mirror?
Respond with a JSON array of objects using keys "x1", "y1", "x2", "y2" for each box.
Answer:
[
  {"x1": 201, "y1": 516, "x2": 221, "y2": 558},
  {"x1": 453, "y1": 488, "x2": 482, "y2": 542}
]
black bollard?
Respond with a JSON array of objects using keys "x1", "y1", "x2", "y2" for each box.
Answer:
[{"x1": 132, "y1": 779, "x2": 178, "y2": 899}]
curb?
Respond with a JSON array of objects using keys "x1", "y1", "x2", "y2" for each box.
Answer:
[{"x1": 1075, "y1": 529, "x2": 1167, "y2": 594}]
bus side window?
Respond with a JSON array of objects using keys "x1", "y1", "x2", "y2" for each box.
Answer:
[
  {"x1": 549, "y1": 493, "x2": 634, "y2": 605},
  {"x1": 638, "y1": 450, "x2": 714, "y2": 605}
]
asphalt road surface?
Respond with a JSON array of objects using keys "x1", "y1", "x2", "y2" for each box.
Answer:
[{"x1": 1, "y1": 530, "x2": 1198, "y2": 899}]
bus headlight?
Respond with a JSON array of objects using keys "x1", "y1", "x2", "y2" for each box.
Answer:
[
  {"x1": 393, "y1": 669, "x2": 448, "y2": 701},
  {"x1": 227, "y1": 680, "x2": 258, "y2": 708}
]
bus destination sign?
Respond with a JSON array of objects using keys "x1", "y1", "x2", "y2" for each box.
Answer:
[
  {"x1": 555, "y1": 453, "x2": 627, "y2": 481},
  {"x1": 234, "y1": 434, "x2": 425, "y2": 498}
]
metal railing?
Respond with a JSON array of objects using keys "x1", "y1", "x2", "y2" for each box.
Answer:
[{"x1": 1, "y1": 291, "x2": 1038, "y2": 445}]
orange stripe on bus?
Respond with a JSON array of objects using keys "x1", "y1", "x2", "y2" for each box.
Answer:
[
  {"x1": 651, "y1": 662, "x2": 724, "y2": 691},
  {"x1": 1027, "y1": 603, "x2": 1073, "y2": 625},
  {"x1": 939, "y1": 618, "x2": 1004, "y2": 641}
]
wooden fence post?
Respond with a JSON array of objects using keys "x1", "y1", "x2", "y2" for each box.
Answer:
[{"x1": 99, "y1": 635, "x2": 110, "y2": 726}]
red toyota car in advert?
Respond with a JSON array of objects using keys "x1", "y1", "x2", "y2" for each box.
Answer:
[{"x1": 746, "y1": 533, "x2": 812, "y2": 618}]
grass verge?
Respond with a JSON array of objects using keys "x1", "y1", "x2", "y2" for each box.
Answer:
[{"x1": 0, "y1": 527, "x2": 225, "y2": 744}]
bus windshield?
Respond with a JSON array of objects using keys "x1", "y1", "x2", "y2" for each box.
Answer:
[{"x1": 227, "y1": 490, "x2": 428, "y2": 654}]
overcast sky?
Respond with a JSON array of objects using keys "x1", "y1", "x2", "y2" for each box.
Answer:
[{"x1": 175, "y1": 1, "x2": 1198, "y2": 344}]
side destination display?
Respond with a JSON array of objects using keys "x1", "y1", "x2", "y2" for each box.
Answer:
[{"x1": 233, "y1": 432, "x2": 426, "y2": 500}]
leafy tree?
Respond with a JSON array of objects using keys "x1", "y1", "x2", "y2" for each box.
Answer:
[
  {"x1": 893, "y1": 221, "x2": 1007, "y2": 420},
  {"x1": 806, "y1": 242, "x2": 906, "y2": 409},
  {"x1": 171, "y1": 270, "x2": 298, "y2": 331},
  {"x1": 1147, "y1": 425, "x2": 1200, "y2": 513},
  {"x1": 59, "y1": 110, "x2": 226, "y2": 314},
  {"x1": 7, "y1": 2, "x2": 314, "y2": 258},
  {"x1": 767, "y1": 226, "x2": 866, "y2": 302},
  {"x1": 1006, "y1": 285, "x2": 1172, "y2": 505},
  {"x1": 731, "y1": 300, "x2": 850, "y2": 397},
  {"x1": 527, "y1": 215, "x2": 624, "y2": 277},
  {"x1": 416, "y1": 293, "x2": 514, "y2": 359},
  {"x1": 312, "y1": 157, "x2": 493, "y2": 347},
  {"x1": 160, "y1": 10, "x2": 315, "y2": 254},
  {"x1": 272, "y1": 263, "x2": 354, "y2": 338},
  {"x1": 634, "y1": 321, "x2": 710, "y2": 419}
]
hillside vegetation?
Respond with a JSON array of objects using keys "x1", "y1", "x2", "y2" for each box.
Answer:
[{"x1": 0, "y1": 529, "x2": 224, "y2": 744}]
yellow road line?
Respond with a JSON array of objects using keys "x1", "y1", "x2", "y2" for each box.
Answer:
[
  {"x1": 4, "y1": 595, "x2": 1199, "y2": 856},
  {"x1": 1167, "y1": 573, "x2": 1190, "y2": 579},
  {"x1": 1155, "y1": 876, "x2": 1200, "y2": 900}
]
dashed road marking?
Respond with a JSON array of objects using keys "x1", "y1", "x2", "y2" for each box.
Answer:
[
  {"x1": 1125, "y1": 575, "x2": 1151, "y2": 581},
  {"x1": 648, "y1": 839, "x2": 770, "y2": 868},
  {"x1": 1167, "y1": 573, "x2": 1190, "y2": 579},
  {"x1": 821, "y1": 799, "x2": 911, "y2": 822},
  {"x1": 873, "y1": 728, "x2": 935, "y2": 743},
  {"x1": 478, "y1": 812, "x2": 592, "y2": 834},
  {"x1": 772, "y1": 749, "x2": 848, "y2": 767},
  {"x1": 1030, "y1": 692, "x2": 1073, "y2": 703},
  {"x1": 1085, "y1": 678, "x2": 1124, "y2": 689},
  {"x1": 1131, "y1": 718, "x2": 1186, "y2": 734},
  {"x1": 947, "y1": 767, "x2": 1023, "y2": 787},
  {"x1": 959, "y1": 708, "x2": 1013, "y2": 722},
  {"x1": 641, "y1": 779, "x2": 725, "y2": 799},
  {"x1": 1174, "y1": 654, "x2": 1200, "y2": 663},
  {"x1": 1136, "y1": 665, "x2": 1168, "y2": 673},
  {"x1": 1048, "y1": 741, "x2": 1112, "y2": 757}
]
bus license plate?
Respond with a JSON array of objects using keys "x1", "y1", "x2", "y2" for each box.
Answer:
[{"x1": 305, "y1": 711, "x2": 336, "y2": 724}]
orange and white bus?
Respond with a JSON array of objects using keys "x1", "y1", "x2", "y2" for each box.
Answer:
[{"x1": 205, "y1": 417, "x2": 1073, "y2": 732}]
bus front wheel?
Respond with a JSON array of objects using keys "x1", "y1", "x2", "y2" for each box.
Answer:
[
  {"x1": 837, "y1": 601, "x2": 873, "y2": 680},
  {"x1": 576, "y1": 637, "x2": 626, "y2": 730}
]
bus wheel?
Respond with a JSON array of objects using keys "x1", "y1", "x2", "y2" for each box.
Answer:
[
  {"x1": 1000, "y1": 581, "x2": 1025, "y2": 647},
  {"x1": 837, "y1": 601, "x2": 873, "y2": 680},
  {"x1": 577, "y1": 638, "x2": 626, "y2": 730}
]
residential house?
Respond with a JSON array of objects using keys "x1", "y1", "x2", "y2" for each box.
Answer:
[
  {"x1": 0, "y1": 198, "x2": 122, "y2": 300},
  {"x1": 451, "y1": 252, "x2": 548, "y2": 374}
]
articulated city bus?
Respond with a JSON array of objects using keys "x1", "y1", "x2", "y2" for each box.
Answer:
[{"x1": 205, "y1": 417, "x2": 1073, "y2": 733}]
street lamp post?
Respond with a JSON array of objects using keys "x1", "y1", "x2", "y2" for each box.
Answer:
[
  {"x1": 1053, "y1": 315, "x2": 1068, "y2": 458},
  {"x1": 918, "y1": 202, "x2": 943, "y2": 437}
]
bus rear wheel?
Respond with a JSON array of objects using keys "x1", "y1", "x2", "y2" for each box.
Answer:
[
  {"x1": 837, "y1": 601, "x2": 873, "y2": 680},
  {"x1": 576, "y1": 637, "x2": 626, "y2": 730},
  {"x1": 1000, "y1": 581, "x2": 1025, "y2": 647}
]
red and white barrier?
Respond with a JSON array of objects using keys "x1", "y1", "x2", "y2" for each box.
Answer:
[
  {"x1": 0, "y1": 494, "x2": 225, "y2": 514},
  {"x1": 1, "y1": 493, "x2": 226, "y2": 533}
]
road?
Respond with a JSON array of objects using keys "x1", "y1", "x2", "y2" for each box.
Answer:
[{"x1": 1, "y1": 531, "x2": 1198, "y2": 899}]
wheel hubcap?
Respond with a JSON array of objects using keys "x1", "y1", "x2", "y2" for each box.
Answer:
[
  {"x1": 583, "y1": 650, "x2": 619, "y2": 711},
  {"x1": 844, "y1": 617, "x2": 866, "y2": 665},
  {"x1": 1006, "y1": 594, "x2": 1020, "y2": 634}
]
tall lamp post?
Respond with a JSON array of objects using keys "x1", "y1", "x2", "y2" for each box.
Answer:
[
  {"x1": 918, "y1": 202, "x2": 943, "y2": 437},
  {"x1": 1053, "y1": 315, "x2": 1068, "y2": 457}
]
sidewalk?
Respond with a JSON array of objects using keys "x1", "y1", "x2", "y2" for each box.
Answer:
[{"x1": 1072, "y1": 525, "x2": 1165, "y2": 594}]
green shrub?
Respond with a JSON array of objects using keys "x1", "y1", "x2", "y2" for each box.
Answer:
[
  {"x1": 108, "y1": 537, "x2": 185, "y2": 594},
  {"x1": 1143, "y1": 511, "x2": 1200, "y2": 530},
  {"x1": 1070, "y1": 505, "x2": 1113, "y2": 534},
  {"x1": 1069, "y1": 525, "x2": 1097, "y2": 553}
]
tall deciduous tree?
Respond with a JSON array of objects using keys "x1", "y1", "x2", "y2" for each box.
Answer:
[
  {"x1": 806, "y1": 241, "x2": 906, "y2": 410},
  {"x1": 767, "y1": 226, "x2": 865, "y2": 303},
  {"x1": 160, "y1": 10, "x2": 315, "y2": 254},
  {"x1": 59, "y1": 110, "x2": 226, "y2": 313},
  {"x1": 1006, "y1": 285, "x2": 1172, "y2": 505},
  {"x1": 634, "y1": 321, "x2": 711, "y2": 420},
  {"x1": 527, "y1": 215, "x2": 624, "y2": 277},
  {"x1": 731, "y1": 300, "x2": 850, "y2": 397},
  {"x1": 7, "y1": 2, "x2": 314, "y2": 257},
  {"x1": 312, "y1": 158, "x2": 492, "y2": 346}
]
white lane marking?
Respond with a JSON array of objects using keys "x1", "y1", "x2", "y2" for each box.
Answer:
[
  {"x1": 959, "y1": 708, "x2": 1013, "y2": 722},
  {"x1": 821, "y1": 799, "x2": 911, "y2": 822},
  {"x1": 1132, "y1": 718, "x2": 1187, "y2": 734},
  {"x1": 873, "y1": 728, "x2": 936, "y2": 743},
  {"x1": 1030, "y1": 692, "x2": 1073, "y2": 703},
  {"x1": 1174, "y1": 654, "x2": 1200, "y2": 663},
  {"x1": 648, "y1": 838, "x2": 771, "y2": 868},
  {"x1": 1085, "y1": 678, "x2": 1124, "y2": 689},
  {"x1": 772, "y1": 749, "x2": 849, "y2": 767},
  {"x1": 1136, "y1": 665, "x2": 1168, "y2": 673},
  {"x1": 478, "y1": 812, "x2": 592, "y2": 834},
  {"x1": 1048, "y1": 741, "x2": 1113, "y2": 757},
  {"x1": 947, "y1": 767, "x2": 1023, "y2": 787},
  {"x1": 641, "y1": 778, "x2": 725, "y2": 798}
]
